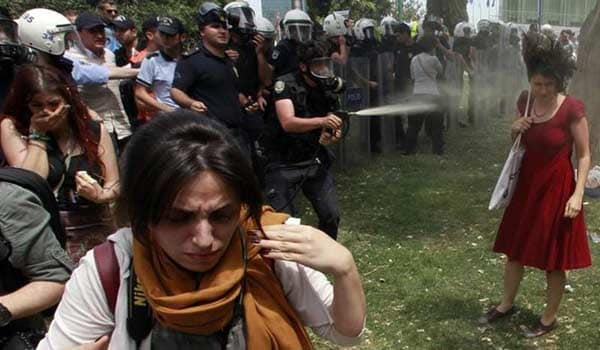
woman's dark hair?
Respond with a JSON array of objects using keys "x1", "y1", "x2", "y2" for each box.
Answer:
[
  {"x1": 522, "y1": 32, "x2": 576, "y2": 92},
  {"x1": 119, "y1": 110, "x2": 263, "y2": 241},
  {"x1": 418, "y1": 34, "x2": 436, "y2": 53},
  {"x1": 1, "y1": 64, "x2": 102, "y2": 168}
]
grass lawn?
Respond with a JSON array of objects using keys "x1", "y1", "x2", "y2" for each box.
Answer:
[{"x1": 304, "y1": 117, "x2": 600, "y2": 349}]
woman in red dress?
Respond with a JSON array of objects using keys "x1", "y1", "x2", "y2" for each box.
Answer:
[{"x1": 479, "y1": 33, "x2": 592, "y2": 337}]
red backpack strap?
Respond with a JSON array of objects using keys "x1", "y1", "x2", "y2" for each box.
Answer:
[{"x1": 93, "y1": 241, "x2": 120, "y2": 315}]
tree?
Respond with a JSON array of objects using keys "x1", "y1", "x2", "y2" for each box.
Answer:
[
  {"x1": 570, "y1": 1, "x2": 600, "y2": 159},
  {"x1": 426, "y1": 0, "x2": 468, "y2": 35},
  {"x1": 399, "y1": 0, "x2": 425, "y2": 22},
  {"x1": 305, "y1": 0, "x2": 392, "y2": 22}
]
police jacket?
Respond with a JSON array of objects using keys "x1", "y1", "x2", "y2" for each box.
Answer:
[{"x1": 262, "y1": 72, "x2": 339, "y2": 164}]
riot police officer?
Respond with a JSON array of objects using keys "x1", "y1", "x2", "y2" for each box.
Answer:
[
  {"x1": 262, "y1": 40, "x2": 344, "y2": 239},
  {"x1": 0, "y1": 7, "x2": 29, "y2": 109},
  {"x1": 268, "y1": 8, "x2": 313, "y2": 78}
]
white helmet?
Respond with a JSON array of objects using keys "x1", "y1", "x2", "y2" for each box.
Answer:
[
  {"x1": 322, "y1": 13, "x2": 346, "y2": 38},
  {"x1": 541, "y1": 23, "x2": 554, "y2": 37},
  {"x1": 282, "y1": 9, "x2": 312, "y2": 42},
  {"x1": 380, "y1": 16, "x2": 399, "y2": 37},
  {"x1": 454, "y1": 21, "x2": 474, "y2": 38},
  {"x1": 353, "y1": 18, "x2": 376, "y2": 41},
  {"x1": 17, "y1": 8, "x2": 74, "y2": 56},
  {"x1": 477, "y1": 19, "x2": 491, "y2": 33},
  {"x1": 255, "y1": 15, "x2": 275, "y2": 39},
  {"x1": 224, "y1": 1, "x2": 256, "y2": 34}
]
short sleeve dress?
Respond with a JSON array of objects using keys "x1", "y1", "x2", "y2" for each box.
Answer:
[{"x1": 493, "y1": 93, "x2": 592, "y2": 271}]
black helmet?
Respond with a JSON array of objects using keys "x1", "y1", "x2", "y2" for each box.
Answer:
[{"x1": 196, "y1": 2, "x2": 227, "y2": 27}]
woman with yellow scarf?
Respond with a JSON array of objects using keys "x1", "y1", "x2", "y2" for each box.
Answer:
[{"x1": 38, "y1": 111, "x2": 366, "y2": 350}]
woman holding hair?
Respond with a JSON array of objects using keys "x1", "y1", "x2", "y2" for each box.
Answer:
[
  {"x1": 0, "y1": 65, "x2": 119, "y2": 263},
  {"x1": 37, "y1": 111, "x2": 365, "y2": 349},
  {"x1": 479, "y1": 32, "x2": 591, "y2": 337}
]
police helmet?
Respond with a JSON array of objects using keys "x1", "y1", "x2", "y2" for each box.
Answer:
[
  {"x1": 17, "y1": 8, "x2": 75, "y2": 55},
  {"x1": 224, "y1": 1, "x2": 256, "y2": 34},
  {"x1": 454, "y1": 21, "x2": 474, "y2": 38},
  {"x1": 196, "y1": 2, "x2": 227, "y2": 27},
  {"x1": 477, "y1": 19, "x2": 491, "y2": 33},
  {"x1": 353, "y1": 18, "x2": 376, "y2": 42},
  {"x1": 322, "y1": 13, "x2": 346, "y2": 38},
  {"x1": 255, "y1": 15, "x2": 275, "y2": 39},
  {"x1": 282, "y1": 9, "x2": 312, "y2": 43},
  {"x1": 380, "y1": 16, "x2": 399, "y2": 37}
]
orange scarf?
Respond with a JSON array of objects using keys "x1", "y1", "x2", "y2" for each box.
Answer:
[{"x1": 133, "y1": 207, "x2": 313, "y2": 349}]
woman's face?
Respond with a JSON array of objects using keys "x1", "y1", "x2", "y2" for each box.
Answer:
[
  {"x1": 152, "y1": 171, "x2": 242, "y2": 272},
  {"x1": 28, "y1": 92, "x2": 69, "y2": 129},
  {"x1": 530, "y1": 74, "x2": 559, "y2": 101}
]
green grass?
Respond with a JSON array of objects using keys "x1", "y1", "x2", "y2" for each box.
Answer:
[{"x1": 302, "y1": 117, "x2": 600, "y2": 349}]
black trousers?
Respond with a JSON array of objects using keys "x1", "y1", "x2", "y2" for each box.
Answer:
[
  {"x1": 405, "y1": 108, "x2": 444, "y2": 155},
  {"x1": 264, "y1": 160, "x2": 340, "y2": 240}
]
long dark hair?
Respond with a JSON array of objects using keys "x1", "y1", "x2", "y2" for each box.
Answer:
[
  {"x1": 522, "y1": 32, "x2": 576, "y2": 92},
  {"x1": 1, "y1": 64, "x2": 101, "y2": 167},
  {"x1": 119, "y1": 111, "x2": 264, "y2": 241}
]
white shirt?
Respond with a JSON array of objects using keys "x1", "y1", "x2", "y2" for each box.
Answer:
[
  {"x1": 37, "y1": 228, "x2": 363, "y2": 349},
  {"x1": 65, "y1": 45, "x2": 132, "y2": 140},
  {"x1": 410, "y1": 52, "x2": 443, "y2": 96}
]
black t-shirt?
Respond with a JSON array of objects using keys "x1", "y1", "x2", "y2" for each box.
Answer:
[
  {"x1": 263, "y1": 73, "x2": 338, "y2": 163},
  {"x1": 230, "y1": 43, "x2": 260, "y2": 97},
  {"x1": 114, "y1": 46, "x2": 129, "y2": 67},
  {"x1": 394, "y1": 42, "x2": 423, "y2": 94},
  {"x1": 172, "y1": 45, "x2": 243, "y2": 128},
  {"x1": 267, "y1": 39, "x2": 298, "y2": 78}
]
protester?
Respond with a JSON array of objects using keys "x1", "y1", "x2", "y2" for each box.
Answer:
[
  {"x1": 64, "y1": 11, "x2": 137, "y2": 153},
  {"x1": 37, "y1": 111, "x2": 365, "y2": 349},
  {"x1": 135, "y1": 16, "x2": 185, "y2": 118},
  {"x1": 0, "y1": 169, "x2": 73, "y2": 348},
  {"x1": 0, "y1": 65, "x2": 119, "y2": 263},
  {"x1": 136, "y1": 16, "x2": 161, "y2": 61},
  {"x1": 405, "y1": 34, "x2": 445, "y2": 155},
  {"x1": 480, "y1": 32, "x2": 591, "y2": 338}
]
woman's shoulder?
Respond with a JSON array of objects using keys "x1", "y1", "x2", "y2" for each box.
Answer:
[{"x1": 563, "y1": 95, "x2": 586, "y2": 120}]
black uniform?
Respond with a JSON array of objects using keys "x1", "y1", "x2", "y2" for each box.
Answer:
[
  {"x1": 267, "y1": 39, "x2": 299, "y2": 78},
  {"x1": 172, "y1": 44, "x2": 250, "y2": 156},
  {"x1": 261, "y1": 72, "x2": 340, "y2": 239}
]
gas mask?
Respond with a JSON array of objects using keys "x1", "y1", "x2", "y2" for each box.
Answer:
[
  {"x1": 307, "y1": 57, "x2": 345, "y2": 93},
  {"x1": 0, "y1": 19, "x2": 29, "y2": 69}
]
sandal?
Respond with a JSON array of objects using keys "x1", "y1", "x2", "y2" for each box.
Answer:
[
  {"x1": 522, "y1": 319, "x2": 558, "y2": 338},
  {"x1": 478, "y1": 306, "x2": 516, "y2": 325}
]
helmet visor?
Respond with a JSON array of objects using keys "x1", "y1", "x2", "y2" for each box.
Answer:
[
  {"x1": 0, "y1": 20, "x2": 17, "y2": 44},
  {"x1": 287, "y1": 23, "x2": 312, "y2": 42},
  {"x1": 229, "y1": 7, "x2": 255, "y2": 32},
  {"x1": 364, "y1": 27, "x2": 376, "y2": 41},
  {"x1": 309, "y1": 57, "x2": 334, "y2": 79}
]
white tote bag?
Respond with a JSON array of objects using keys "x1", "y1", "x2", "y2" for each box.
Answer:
[{"x1": 488, "y1": 91, "x2": 530, "y2": 210}]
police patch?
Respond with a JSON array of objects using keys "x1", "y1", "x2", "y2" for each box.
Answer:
[
  {"x1": 271, "y1": 49, "x2": 280, "y2": 60},
  {"x1": 274, "y1": 81, "x2": 285, "y2": 94}
]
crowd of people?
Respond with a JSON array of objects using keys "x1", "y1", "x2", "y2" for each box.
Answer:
[{"x1": 0, "y1": 0, "x2": 591, "y2": 348}]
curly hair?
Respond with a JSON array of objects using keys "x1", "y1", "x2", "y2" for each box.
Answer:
[{"x1": 522, "y1": 31, "x2": 577, "y2": 92}]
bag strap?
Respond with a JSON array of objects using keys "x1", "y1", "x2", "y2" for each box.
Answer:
[
  {"x1": 0, "y1": 167, "x2": 66, "y2": 248},
  {"x1": 514, "y1": 90, "x2": 532, "y2": 148},
  {"x1": 93, "y1": 241, "x2": 120, "y2": 315}
]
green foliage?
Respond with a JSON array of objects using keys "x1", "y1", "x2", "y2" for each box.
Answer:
[
  {"x1": 399, "y1": 0, "x2": 425, "y2": 22},
  {"x1": 305, "y1": 0, "x2": 392, "y2": 23}
]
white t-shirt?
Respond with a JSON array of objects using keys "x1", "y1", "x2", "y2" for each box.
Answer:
[
  {"x1": 37, "y1": 228, "x2": 363, "y2": 349},
  {"x1": 410, "y1": 52, "x2": 443, "y2": 96}
]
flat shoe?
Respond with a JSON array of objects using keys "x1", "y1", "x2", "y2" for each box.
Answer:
[
  {"x1": 478, "y1": 306, "x2": 516, "y2": 325},
  {"x1": 522, "y1": 319, "x2": 557, "y2": 338}
]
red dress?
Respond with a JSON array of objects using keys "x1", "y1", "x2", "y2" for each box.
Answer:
[{"x1": 493, "y1": 94, "x2": 592, "y2": 271}]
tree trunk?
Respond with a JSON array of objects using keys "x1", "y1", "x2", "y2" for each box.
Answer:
[
  {"x1": 427, "y1": 0, "x2": 468, "y2": 34},
  {"x1": 570, "y1": 1, "x2": 600, "y2": 159}
]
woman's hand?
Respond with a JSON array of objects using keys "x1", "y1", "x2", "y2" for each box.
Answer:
[
  {"x1": 75, "y1": 172, "x2": 103, "y2": 203},
  {"x1": 564, "y1": 193, "x2": 583, "y2": 218},
  {"x1": 511, "y1": 116, "x2": 533, "y2": 134},
  {"x1": 68, "y1": 335, "x2": 110, "y2": 350},
  {"x1": 253, "y1": 224, "x2": 355, "y2": 277},
  {"x1": 30, "y1": 104, "x2": 70, "y2": 133}
]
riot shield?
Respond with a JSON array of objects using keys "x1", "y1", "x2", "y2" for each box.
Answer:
[
  {"x1": 331, "y1": 57, "x2": 371, "y2": 168},
  {"x1": 373, "y1": 52, "x2": 398, "y2": 153}
]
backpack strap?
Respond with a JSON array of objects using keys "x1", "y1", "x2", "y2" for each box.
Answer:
[
  {"x1": 93, "y1": 241, "x2": 120, "y2": 315},
  {"x1": 0, "y1": 167, "x2": 66, "y2": 248}
]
